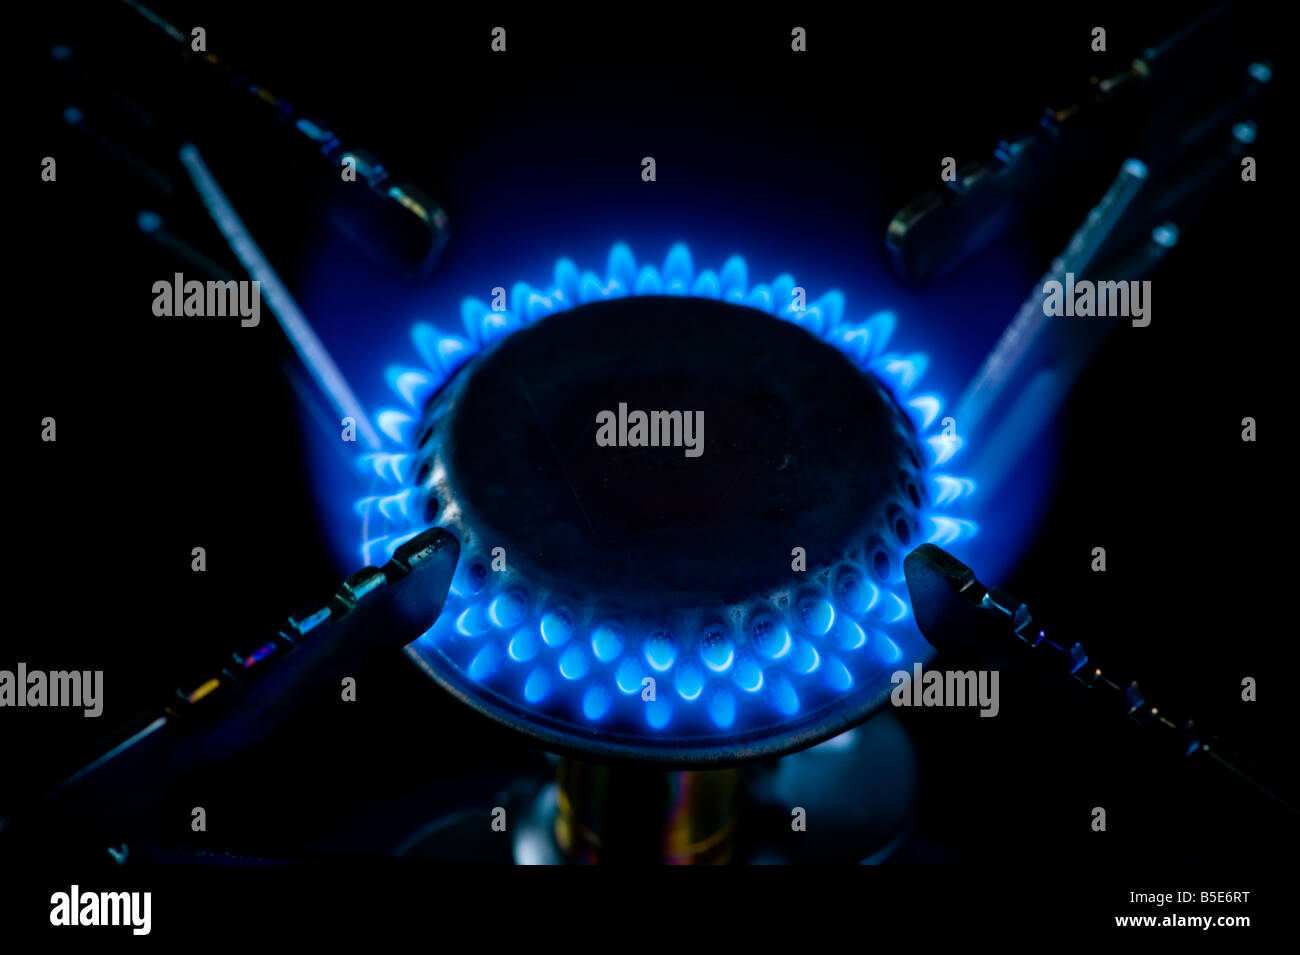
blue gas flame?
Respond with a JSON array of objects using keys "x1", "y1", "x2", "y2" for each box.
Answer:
[{"x1": 352, "y1": 242, "x2": 980, "y2": 741}]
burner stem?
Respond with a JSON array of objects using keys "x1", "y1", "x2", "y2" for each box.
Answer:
[{"x1": 554, "y1": 759, "x2": 741, "y2": 864}]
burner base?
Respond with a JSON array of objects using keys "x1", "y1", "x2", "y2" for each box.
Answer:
[{"x1": 512, "y1": 712, "x2": 916, "y2": 864}]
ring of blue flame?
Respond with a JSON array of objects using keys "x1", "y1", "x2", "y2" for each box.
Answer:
[{"x1": 353, "y1": 242, "x2": 979, "y2": 747}]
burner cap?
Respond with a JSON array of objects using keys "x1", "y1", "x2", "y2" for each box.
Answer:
[
  {"x1": 443, "y1": 297, "x2": 919, "y2": 605},
  {"x1": 356, "y1": 245, "x2": 974, "y2": 765}
]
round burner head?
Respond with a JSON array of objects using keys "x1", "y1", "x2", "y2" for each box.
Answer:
[
  {"x1": 443, "y1": 296, "x2": 922, "y2": 605},
  {"x1": 357, "y1": 245, "x2": 975, "y2": 766}
]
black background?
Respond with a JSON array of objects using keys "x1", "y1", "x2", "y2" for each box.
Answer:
[{"x1": 4, "y1": 0, "x2": 1291, "y2": 921}]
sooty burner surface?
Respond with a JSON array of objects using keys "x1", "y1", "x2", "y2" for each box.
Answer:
[{"x1": 445, "y1": 297, "x2": 918, "y2": 604}]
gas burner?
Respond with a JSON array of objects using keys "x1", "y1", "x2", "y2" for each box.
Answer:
[{"x1": 354, "y1": 244, "x2": 978, "y2": 764}]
